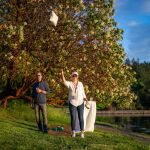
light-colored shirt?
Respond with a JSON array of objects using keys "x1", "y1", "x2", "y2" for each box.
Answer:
[{"x1": 64, "y1": 81, "x2": 86, "y2": 107}]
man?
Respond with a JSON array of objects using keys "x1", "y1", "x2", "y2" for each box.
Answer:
[{"x1": 32, "y1": 72, "x2": 50, "y2": 133}]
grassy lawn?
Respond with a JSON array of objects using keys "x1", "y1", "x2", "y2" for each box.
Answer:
[{"x1": 0, "y1": 100, "x2": 149, "y2": 150}]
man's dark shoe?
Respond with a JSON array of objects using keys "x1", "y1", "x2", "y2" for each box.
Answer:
[
  {"x1": 38, "y1": 127, "x2": 43, "y2": 132},
  {"x1": 43, "y1": 130, "x2": 48, "y2": 134}
]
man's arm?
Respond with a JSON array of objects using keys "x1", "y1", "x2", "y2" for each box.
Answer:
[
  {"x1": 32, "y1": 85, "x2": 34, "y2": 98},
  {"x1": 37, "y1": 82, "x2": 50, "y2": 95},
  {"x1": 42, "y1": 82, "x2": 50, "y2": 94},
  {"x1": 44, "y1": 82, "x2": 50, "y2": 94},
  {"x1": 32, "y1": 84, "x2": 36, "y2": 108}
]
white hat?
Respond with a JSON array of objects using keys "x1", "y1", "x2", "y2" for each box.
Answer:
[{"x1": 72, "y1": 71, "x2": 78, "y2": 76}]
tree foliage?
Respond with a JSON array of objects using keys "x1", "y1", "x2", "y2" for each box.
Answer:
[
  {"x1": 126, "y1": 59, "x2": 150, "y2": 109},
  {"x1": 0, "y1": 0, "x2": 136, "y2": 109}
]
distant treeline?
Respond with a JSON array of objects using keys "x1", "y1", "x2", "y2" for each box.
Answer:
[{"x1": 126, "y1": 59, "x2": 150, "y2": 110}]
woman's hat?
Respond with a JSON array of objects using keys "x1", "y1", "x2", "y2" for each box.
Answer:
[{"x1": 72, "y1": 71, "x2": 78, "y2": 76}]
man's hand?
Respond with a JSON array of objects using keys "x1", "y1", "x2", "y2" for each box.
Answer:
[
  {"x1": 36, "y1": 88, "x2": 42, "y2": 93},
  {"x1": 36, "y1": 88, "x2": 47, "y2": 94}
]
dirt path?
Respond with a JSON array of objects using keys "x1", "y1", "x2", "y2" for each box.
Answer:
[
  {"x1": 48, "y1": 124, "x2": 150, "y2": 144},
  {"x1": 95, "y1": 124, "x2": 150, "y2": 144},
  {"x1": 48, "y1": 125, "x2": 71, "y2": 137}
]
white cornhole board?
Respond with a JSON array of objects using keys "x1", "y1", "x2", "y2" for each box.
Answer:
[{"x1": 75, "y1": 101, "x2": 96, "y2": 132}]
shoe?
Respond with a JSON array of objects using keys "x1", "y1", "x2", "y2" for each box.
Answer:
[
  {"x1": 81, "y1": 131, "x2": 84, "y2": 138},
  {"x1": 71, "y1": 131, "x2": 76, "y2": 138},
  {"x1": 43, "y1": 130, "x2": 48, "y2": 134},
  {"x1": 38, "y1": 128, "x2": 43, "y2": 132}
]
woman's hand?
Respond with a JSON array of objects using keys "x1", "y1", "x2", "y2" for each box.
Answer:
[
  {"x1": 61, "y1": 69, "x2": 64, "y2": 75},
  {"x1": 84, "y1": 98, "x2": 88, "y2": 102},
  {"x1": 61, "y1": 69, "x2": 66, "y2": 83},
  {"x1": 85, "y1": 101, "x2": 90, "y2": 109}
]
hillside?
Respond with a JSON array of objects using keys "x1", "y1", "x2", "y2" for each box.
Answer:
[{"x1": 0, "y1": 101, "x2": 149, "y2": 150}]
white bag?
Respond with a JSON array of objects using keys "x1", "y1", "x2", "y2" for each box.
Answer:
[
  {"x1": 50, "y1": 11, "x2": 58, "y2": 26},
  {"x1": 75, "y1": 101, "x2": 96, "y2": 132}
]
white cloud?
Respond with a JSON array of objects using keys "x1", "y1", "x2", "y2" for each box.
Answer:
[
  {"x1": 127, "y1": 21, "x2": 139, "y2": 27},
  {"x1": 142, "y1": 0, "x2": 150, "y2": 14},
  {"x1": 114, "y1": 0, "x2": 129, "y2": 10}
]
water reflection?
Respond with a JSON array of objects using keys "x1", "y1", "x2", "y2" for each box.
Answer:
[{"x1": 96, "y1": 116, "x2": 150, "y2": 135}]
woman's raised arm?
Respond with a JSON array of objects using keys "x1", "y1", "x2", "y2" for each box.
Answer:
[{"x1": 61, "y1": 69, "x2": 66, "y2": 83}]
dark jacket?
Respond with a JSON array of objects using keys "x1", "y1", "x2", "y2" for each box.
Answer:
[{"x1": 32, "y1": 80, "x2": 50, "y2": 104}]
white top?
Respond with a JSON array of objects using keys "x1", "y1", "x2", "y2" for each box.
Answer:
[{"x1": 64, "y1": 81, "x2": 86, "y2": 107}]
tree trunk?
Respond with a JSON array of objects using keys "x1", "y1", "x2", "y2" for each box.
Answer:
[
  {"x1": 1, "y1": 96, "x2": 17, "y2": 108},
  {"x1": 0, "y1": 77, "x2": 35, "y2": 108},
  {"x1": 16, "y1": 77, "x2": 36, "y2": 97}
]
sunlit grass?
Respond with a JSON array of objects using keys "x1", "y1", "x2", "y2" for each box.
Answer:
[{"x1": 0, "y1": 100, "x2": 149, "y2": 150}]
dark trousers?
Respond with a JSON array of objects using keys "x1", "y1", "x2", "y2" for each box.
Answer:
[
  {"x1": 34, "y1": 103, "x2": 48, "y2": 132},
  {"x1": 69, "y1": 102, "x2": 84, "y2": 131}
]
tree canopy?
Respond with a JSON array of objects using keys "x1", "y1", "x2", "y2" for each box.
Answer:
[{"x1": 0, "y1": 0, "x2": 136, "y2": 109}]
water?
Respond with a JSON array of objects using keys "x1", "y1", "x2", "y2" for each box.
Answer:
[{"x1": 96, "y1": 116, "x2": 150, "y2": 135}]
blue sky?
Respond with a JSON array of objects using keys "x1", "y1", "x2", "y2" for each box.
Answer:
[{"x1": 114, "y1": 0, "x2": 150, "y2": 62}]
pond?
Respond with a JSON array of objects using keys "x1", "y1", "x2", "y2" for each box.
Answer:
[{"x1": 96, "y1": 116, "x2": 150, "y2": 135}]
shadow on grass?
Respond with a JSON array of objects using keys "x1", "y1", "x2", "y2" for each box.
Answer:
[{"x1": 0, "y1": 119, "x2": 38, "y2": 132}]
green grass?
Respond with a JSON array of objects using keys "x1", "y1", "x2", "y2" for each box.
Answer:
[
  {"x1": 0, "y1": 100, "x2": 150, "y2": 150},
  {"x1": 0, "y1": 99, "x2": 69, "y2": 126}
]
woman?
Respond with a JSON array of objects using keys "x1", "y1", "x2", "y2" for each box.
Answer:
[{"x1": 61, "y1": 69, "x2": 88, "y2": 138}]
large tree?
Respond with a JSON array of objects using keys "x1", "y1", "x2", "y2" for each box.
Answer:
[{"x1": 0, "y1": 0, "x2": 136, "y2": 109}]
